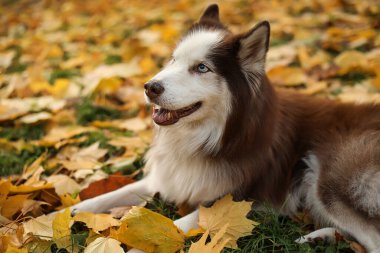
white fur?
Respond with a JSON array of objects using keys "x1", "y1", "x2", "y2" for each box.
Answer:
[
  {"x1": 146, "y1": 29, "x2": 232, "y2": 154},
  {"x1": 295, "y1": 227, "x2": 339, "y2": 244},
  {"x1": 71, "y1": 178, "x2": 152, "y2": 213}
]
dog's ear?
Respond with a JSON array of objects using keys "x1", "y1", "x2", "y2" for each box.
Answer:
[
  {"x1": 238, "y1": 21, "x2": 270, "y2": 73},
  {"x1": 199, "y1": 4, "x2": 220, "y2": 23}
]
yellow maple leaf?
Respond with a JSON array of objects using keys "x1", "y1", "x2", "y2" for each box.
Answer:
[
  {"x1": 198, "y1": 194, "x2": 258, "y2": 249},
  {"x1": 73, "y1": 212, "x2": 121, "y2": 233},
  {"x1": 188, "y1": 224, "x2": 229, "y2": 253},
  {"x1": 84, "y1": 237, "x2": 124, "y2": 253},
  {"x1": 110, "y1": 206, "x2": 185, "y2": 253},
  {"x1": 52, "y1": 208, "x2": 72, "y2": 249}
]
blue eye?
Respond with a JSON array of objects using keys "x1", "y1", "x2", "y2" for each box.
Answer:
[{"x1": 197, "y1": 63, "x2": 209, "y2": 73}]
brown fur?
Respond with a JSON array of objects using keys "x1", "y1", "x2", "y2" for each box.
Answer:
[{"x1": 196, "y1": 6, "x2": 380, "y2": 247}]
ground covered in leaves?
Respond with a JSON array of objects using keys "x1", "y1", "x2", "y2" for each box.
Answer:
[{"x1": 0, "y1": 0, "x2": 379, "y2": 252}]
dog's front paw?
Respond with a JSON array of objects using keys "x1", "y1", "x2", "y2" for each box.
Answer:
[{"x1": 296, "y1": 227, "x2": 339, "y2": 244}]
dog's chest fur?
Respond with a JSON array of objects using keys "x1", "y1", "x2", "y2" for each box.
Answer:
[{"x1": 145, "y1": 124, "x2": 239, "y2": 206}]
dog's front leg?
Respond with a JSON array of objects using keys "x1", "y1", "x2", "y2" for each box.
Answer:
[
  {"x1": 127, "y1": 209, "x2": 200, "y2": 253},
  {"x1": 72, "y1": 177, "x2": 152, "y2": 214}
]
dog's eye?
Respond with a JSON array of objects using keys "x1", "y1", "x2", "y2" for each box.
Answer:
[{"x1": 197, "y1": 63, "x2": 210, "y2": 73}]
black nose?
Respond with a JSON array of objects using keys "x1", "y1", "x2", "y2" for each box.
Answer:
[{"x1": 144, "y1": 81, "x2": 164, "y2": 99}]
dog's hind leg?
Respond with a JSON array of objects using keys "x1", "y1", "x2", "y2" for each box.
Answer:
[
  {"x1": 72, "y1": 177, "x2": 153, "y2": 214},
  {"x1": 303, "y1": 133, "x2": 380, "y2": 252}
]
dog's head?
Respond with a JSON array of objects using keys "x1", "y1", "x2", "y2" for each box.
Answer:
[{"x1": 144, "y1": 4, "x2": 270, "y2": 132}]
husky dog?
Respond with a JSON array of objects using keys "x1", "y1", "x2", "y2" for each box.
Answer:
[{"x1": 72, "y1": 4, "x2": 380, "y2": 252}]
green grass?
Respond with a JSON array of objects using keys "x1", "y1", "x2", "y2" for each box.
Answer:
[
  {"x1": 105, "y1": 54, "x2": 123, "y2": 65},
  {"x1": 0, "y1": 123, "x2": 46, "y2": 141},
  {"x1": 75, "y1": 97, "x2": 122, "y2": 125},
  {"x1": 182, "y1": 206, "x2": 352, "y2": 253},
  {"x1": 49, "y1": 68, "x2": 81, "y2": 84},
  {"x1": 0, "y1": 146, "x2": 46, "y2": 176}
]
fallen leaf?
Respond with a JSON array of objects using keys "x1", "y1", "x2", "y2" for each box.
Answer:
[
  {"x1": 73, "y1": 212, "x2": 121, "y2": 233},
  {"x1": 0, "y1": 180, "x2": 11, "y2": 207},
  {"x1": 334, "y1": 50, "x2": 369, "y2": 75},
  {"x1": 23, "y1": 214, "x2": 54, "y2": 240},
  {"x1": 188, "y1": 224, "x2": 229, "y2": 253},
  {"x1": 84, "y1": 237, "x2": 124, "y2": 253},
  {"x1": 267, "y1": 66, "x2": 308, "y2": 86},
  {"x1": 57, "y1": 194, "x2": 80, "y2": 210},
  {"x1": 110, "y1": 206, "x2": 185, "y2": 253},
  {"x1": 18, "y1": 112, "x2": 52, "y2": 124},
  {"x1": 4, "y1": 245, "x2": 27, "y2": 253},
  {"x1": 79, "y1": 172, "x2": 134, "y2": 201},
  {"x1": 52, "y1": 208, "x2": 72, "y2": 248},
  {"x1": 198, "y1": 194, "x2": 257, "y2": 249},
  {"x1": 20, "y1": 199, "x2": 50, "y2": 216},
  {"x1": 1, "y1": 194, "x2": 31, "y2": 219},
  {"x1": 349, "y1": 241, "x2": 367, "y2": 253},
  {"x1": 46, "y1": 174, "x2": 81, "y2": 196},
  {"x1": 9, "y1": 183, "x2": 53, "y2": 194}
]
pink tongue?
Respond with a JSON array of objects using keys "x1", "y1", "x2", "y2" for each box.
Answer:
[{"x1": 152, "y1": 108, "x2": 179, "y2": 125}]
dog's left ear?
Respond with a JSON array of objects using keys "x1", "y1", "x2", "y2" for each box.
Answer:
[
  {"x1": 199, "y1": 4, "x2": 220, "y2": 23},
  {"x1": 238, "y1": 21, "x2": 270, "y2": 73}
]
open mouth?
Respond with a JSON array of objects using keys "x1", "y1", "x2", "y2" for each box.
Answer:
[{"x1": 152, "y1": 102, "x2": 202, "y2": 126}]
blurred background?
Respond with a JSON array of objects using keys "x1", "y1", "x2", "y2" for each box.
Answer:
[{"x1": 0, "y1": 0, "x2": 379, "y2": 175}]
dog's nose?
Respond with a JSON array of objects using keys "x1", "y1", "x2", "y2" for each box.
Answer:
[{"x1": 144, "y1": 81, "x2": 164, "y2": 99}]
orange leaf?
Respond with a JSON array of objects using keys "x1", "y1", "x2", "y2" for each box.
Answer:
[{"x1": 79, "y1": 172, "x2": 134, "y2": 201}]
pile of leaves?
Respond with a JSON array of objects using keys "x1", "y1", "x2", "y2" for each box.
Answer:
[{"x1": 0, "y1": 0, "x2": 379, "y2": 252}]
